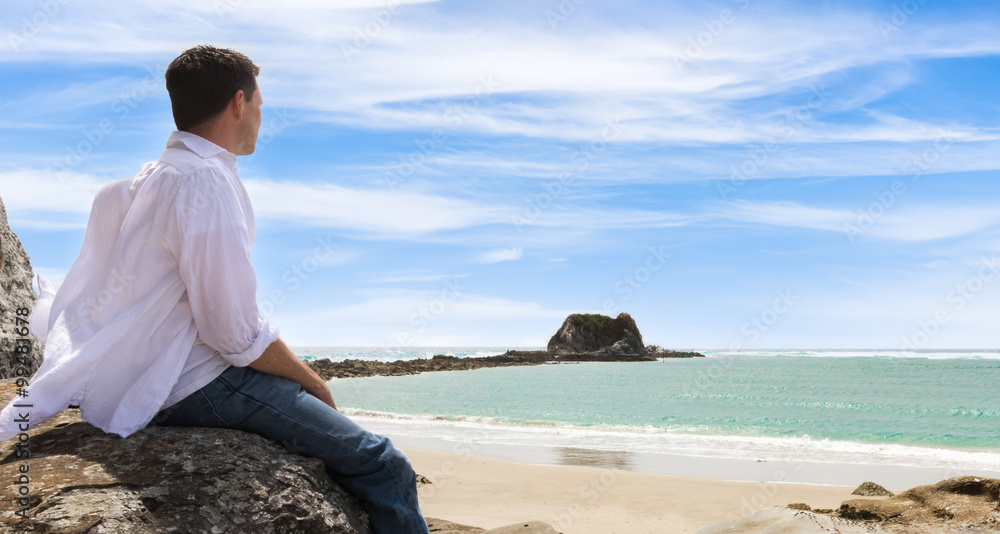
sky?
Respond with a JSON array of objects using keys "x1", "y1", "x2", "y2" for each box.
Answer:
[{"x1": 2, "y1": 0, "x2": 1000, "y2": 349}]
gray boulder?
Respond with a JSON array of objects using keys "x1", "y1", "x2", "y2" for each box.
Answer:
[
  {"x1": 0, "y1": 380, "x2": 373, "y2": 533},
  {"x1": 0, "y1": 195, "x2": 43, "y2": 379}
]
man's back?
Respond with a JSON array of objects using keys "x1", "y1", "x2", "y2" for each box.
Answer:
[{"x1": 0, "y1": 132, "x2": 274, "y2": 440}]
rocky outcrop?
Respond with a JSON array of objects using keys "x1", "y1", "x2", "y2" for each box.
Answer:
[
  {"x1": 699, "y1": 476, "x2": 1000, "y2": 533},
  {"x1": 852, "y1": 480, "x2": 894, "y2": 497},
  {"x1": 547, "y1": 313, "x2": 646, "y2": 355},
  {"x1": 0, "y1": 196, "x2": 43, "y2": 380},
  {"x1": 838, "y1": 477, "x2": 999, "y2": 525},
  {"x1": 307, "y1": 314, "x2": 704, "y2": 380}
]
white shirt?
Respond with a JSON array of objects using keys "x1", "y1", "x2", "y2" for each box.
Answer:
[{"x1": 0, "y1": 131, "x2": 278, "y2": 440}]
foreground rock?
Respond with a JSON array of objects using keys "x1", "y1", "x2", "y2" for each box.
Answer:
[
  {"x1": 0, "y1": 380, "x2": 374, "y2": 533},
  {"x1": 0, "y1": 381, "x2": 561, "y2": 533},
  {"x1": 699, "y1": 476, "x2": 1000, "y2": 533},
  {"x1": 547, "y1": 312, "x2": 647, "y2": 355},
  {"x1": 0, "y1": 195, "x2": 43, "y2": 379}
]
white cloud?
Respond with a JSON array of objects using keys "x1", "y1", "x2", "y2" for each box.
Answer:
[
  {"x1": 477, "y1": 246, "x2": 523, "y2": 264},
  {"x1": 0, "y1": 170, "x2": 107, "y2": 228},
  {"x1": 366, "y1": 272, "x2": 470, "y2": 283},
  {"x1": 245, "y1": 178, "x2": 507, "y2": 236},
  {"x1": 716, "y1": 200, "x2": 1000, "y2": 242},
  {"x1": 717, "y1": 200, "x2": 848, "y2": 232},
  {"x1": 5, "y1": 1, "x2": 1000, "y2": 147},
  {"x1": 874, "y1": 207, "x2": 1000, "y2": 242},
  {"x1": 0, "y1": 76, "x2": 162, "y2": 120}
]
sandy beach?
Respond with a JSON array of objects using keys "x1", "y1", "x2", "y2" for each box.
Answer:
[{"x1": 404, "y1": 447, "x2": 860, "y2": 533}]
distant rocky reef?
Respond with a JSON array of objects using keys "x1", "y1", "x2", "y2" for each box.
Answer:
[{"x1": 308, "y1": 312, "x2": 703, "y2": 380}]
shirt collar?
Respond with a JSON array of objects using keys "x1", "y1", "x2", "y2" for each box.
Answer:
[{"x1": 166, "y1": 131, "x2": 238, "y2": 164}]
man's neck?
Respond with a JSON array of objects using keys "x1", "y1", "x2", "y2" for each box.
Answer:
[{"x1": 184, "y1": 123, "x2": 238, "y2": 155}]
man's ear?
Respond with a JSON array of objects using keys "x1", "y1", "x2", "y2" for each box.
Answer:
[{"x1": 232, "y1": 89, "x2": 246, "y2": 120}]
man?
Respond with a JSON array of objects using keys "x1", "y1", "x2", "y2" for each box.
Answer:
[{"x1": 0, "y1": 45, "x2": 428, "y2": 533}]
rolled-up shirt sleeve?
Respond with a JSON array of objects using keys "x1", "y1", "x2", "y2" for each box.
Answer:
[{"x1": 165, "y1": 170, "x2": 278, "y2": 366}]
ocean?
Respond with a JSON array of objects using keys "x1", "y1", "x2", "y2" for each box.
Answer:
[{"x1": 297, "y1": 347, "x2": 1000, "y2": 486}]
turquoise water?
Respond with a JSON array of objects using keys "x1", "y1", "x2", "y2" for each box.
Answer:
[{"x1": 313, "y1": 349, "x2": 1000, "y2": 453}]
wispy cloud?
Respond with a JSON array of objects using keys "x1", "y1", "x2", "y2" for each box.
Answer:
[
  {"x1": 366, "y1": 272, "x2": 470, "y2": 284},
  {"x1": 6, "y1": 1, "x2": 1000, "y2": 148},
  {"x1": 718, "y1": 200, "x2": 848, "y2": 232},
  {"x1": 0, "y1": 170, "x2": 106, "y2": 228},
  {"x1": 716, "y1": 200, "x2": 1000, "y2": 242},
  {"x1": 477, "y1": 246, "x2": 523, "y2": 264},
  {"x1": 246, "y1": 178, "x2": 507, "y2": 236}
]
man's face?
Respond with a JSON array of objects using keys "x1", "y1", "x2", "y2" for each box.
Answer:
[{"x1": 236, "y1": 84, "x2": 263, "y2": 156}]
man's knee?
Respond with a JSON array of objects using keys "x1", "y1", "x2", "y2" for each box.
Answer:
[{"x1": 383, "y1": 438, "x2": 417, "y2": 483}]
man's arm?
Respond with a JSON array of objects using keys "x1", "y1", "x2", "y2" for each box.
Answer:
[
  {"x1": 167, "y1": 173, "x2": 335, "y2": 409},
  {"x1": 250, "y1": 338, "x2": 337, "y2": 410}
]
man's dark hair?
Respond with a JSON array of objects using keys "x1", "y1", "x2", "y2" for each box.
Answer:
[{"x1": 165, "y1": 45, "x2": 260, "y2": 131}]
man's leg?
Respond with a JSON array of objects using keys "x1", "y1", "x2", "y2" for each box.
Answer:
[{"x1": 154, "y1": 365, "x2": 428, "y2": 534}]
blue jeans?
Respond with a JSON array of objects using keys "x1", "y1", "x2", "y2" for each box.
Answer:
[{"x1": 152, "y1": 365, "x2": 428, "y2": 534}]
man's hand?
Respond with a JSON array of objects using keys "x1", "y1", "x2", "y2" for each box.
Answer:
[
  {"x1": 302, "y1": 375, "x2": 338, "y2": 411},
  {"x1": 250, "y1": 338, "x2": 338, "y2": 411}
]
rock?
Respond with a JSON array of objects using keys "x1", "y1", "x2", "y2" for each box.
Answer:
[
  {"x1": 0, "y1": 379, "x2": 373, "y2": 533},
  {"x1": 0, "y1": 381, "x2": 554, "y2": 533},
  {"x1": 0, "y1": 195, "x2": 43, "y2": 380},
  {"x1": 787, "y1": 502, "x2": 812, "y2": 511},
  {"x1": 646, "y1": 345, "x2": 706, "y2": 358},
  {"x1": 426, "y1": 517, "x2": 486, "y2": 533},
  {"x1": 700, "y1": 477, "x2": 1000, "y2": 534},
  {"x1": 424, "y1": 519, "x2": 562, "y2": 534},
  {"x1": 483, "y1": 521, "x2": 562, "y2": 533},
  {"x1": 698, "y1": 506, "x2": 871, "y2": 533},
  {"x1": 838, "y1": 476, "x2": 1000, "y2": 526},
  {"x1": 852, "y1": 481, "x2": 894, "y2": 497},
  {"x1": 547, "y1": 313, "x2": 646, "y2": 355}
]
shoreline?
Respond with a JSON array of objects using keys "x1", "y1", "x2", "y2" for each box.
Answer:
[
  {"x1": 369, "y1": 423, "x2": 1000, "y2": 490},
  {"x1": 405, "y1": 446, "x2": 860, "y2": 533}
]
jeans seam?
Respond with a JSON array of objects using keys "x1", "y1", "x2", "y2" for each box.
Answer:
[
  {"x1": 198, "y1": 389, "x2": 231, "y2": 426},
  {"x1": 215, "y1": 372, "x2": 407, "y2": 490}
]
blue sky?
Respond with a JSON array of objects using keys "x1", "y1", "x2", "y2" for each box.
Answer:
[{"x1": 3, "y1": 0, "x2": 1000, "y2": 349}]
